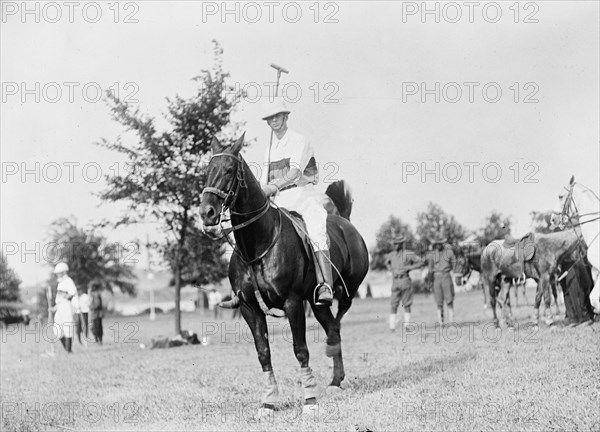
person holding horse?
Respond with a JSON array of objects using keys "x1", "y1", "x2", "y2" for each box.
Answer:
[
  {"x1": 386, "y1": 235, "x2": 425, "y2": 331},
  {"x1": 428, "y1": 237, "x2": 457, "y2": 325},
  {"x1": 260, "y1": 98, "x2": 333, "y2": 307}
]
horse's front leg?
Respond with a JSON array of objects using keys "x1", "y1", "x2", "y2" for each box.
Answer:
[
  {"x1": 240, "y1": 302, "x2": 279, "y2": 414},
  {"x1": 283, "y1": 296, "x2": 319, "y2": 407}
]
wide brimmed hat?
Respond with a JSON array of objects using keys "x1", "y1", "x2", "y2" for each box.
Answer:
[
  {"x1": 392, "y1": 235, "x2": 407, "y2": 244},
  {"x1": 261, "y1": 98, "x2": 291, "y2": 120}
]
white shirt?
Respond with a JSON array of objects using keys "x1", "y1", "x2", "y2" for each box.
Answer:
[
  {"x1": 79, "y1": 293, "x2": 90, "y2": 313},
  {"x1": 262, "y1": 129, "x2": 317, "y2": 187},
  {"x1": 56, "y1": 276, "x2": 77, "y2": 305}
]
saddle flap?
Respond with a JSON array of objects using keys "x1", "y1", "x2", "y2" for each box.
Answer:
[
  {"x1": 279, "y1": 208, "x2": 314, "y2": 260},
  {"x1": 502, "y1": 232, "x2": 535, "y2": 262}
]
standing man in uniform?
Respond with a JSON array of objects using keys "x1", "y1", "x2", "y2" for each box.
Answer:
[
  {"x1": 429, "y1": 237, "x2": 457, "y2": 325},
  {"x1": 88, "y1": 280, "x2": 104, "y2": 345},
  {"x1": 260, "y1": 98, "x2": 333, "y2": 306},
  {"x1": 386, "y1": 236, "x2": 425, "y2": 331}
]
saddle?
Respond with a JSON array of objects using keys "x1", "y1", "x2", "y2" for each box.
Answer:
[
  {"x1": 503, "y1": 232, "x2": 536, "y2": 263},
  {"x1": 279, "y1": 208, "x2": 314, "y2": 260}
]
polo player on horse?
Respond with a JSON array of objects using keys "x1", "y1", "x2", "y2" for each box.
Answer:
[{"x1": 223, "y1": 98, "x2": 334, "y2": 309}]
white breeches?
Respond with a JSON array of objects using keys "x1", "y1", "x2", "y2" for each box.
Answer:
[{"x1": 272, "y1": 185, "x2": 329, "y2": 251}]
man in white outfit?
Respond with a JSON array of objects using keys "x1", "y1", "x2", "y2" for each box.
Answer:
[
  {"x1": 52, "y1": 262, "x2": 77, "y2": 353},
  {"x1": 261, "y1": 98, "x2": 333, "y2": 306}
]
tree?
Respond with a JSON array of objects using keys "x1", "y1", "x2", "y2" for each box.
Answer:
[
  {"x1": 416, "y1": 202, "x2": 466, "y2": 249},
  {"x1": 370, "y1": 215, "x2": 416, "y2": 270},
  {"x1": 161, "y1": 223, "x2": 229, "y2": 287},
  {"x1": 47, "y1": 216, "x2": 136, "y2": 294},
  {"x1": 478, "y1": 211, "x2": 512, "y2": 247},
  {"x1": 530, "y1": 210, "x2": 555, "y2": 234},
  {"x1": 98, "y1": 40, "x2": 242, "y2": 335},
  {"x1": 0, "y1": 253, "x2": 21, "y2": 303}
]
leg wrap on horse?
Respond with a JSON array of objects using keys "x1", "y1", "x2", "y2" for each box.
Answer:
[
  {"x1": 300, "y1": 367, "x2": 319, "y2": 401},
  {"x1": 261, "y1": 370, "x2": 279, "y2": 406}
]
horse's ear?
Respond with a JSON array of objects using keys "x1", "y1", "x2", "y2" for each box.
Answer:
[
  {"x1": 211, "y1": 137, "x2": 223, "y2": 154},
  {"x1": 230, "y1": 132, "x2": 245, "y2": 155},
  {"x1": 570, "y1": 175, "x2": 575, "y2": 185}
]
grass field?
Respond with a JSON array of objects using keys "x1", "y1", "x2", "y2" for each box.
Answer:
[{"x1": 1, "y1": 289, "x2": 598, "y2": 432}]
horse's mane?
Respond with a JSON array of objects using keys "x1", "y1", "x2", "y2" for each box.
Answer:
[{"x1": 325, "y1": 180, "x2": 353, "y2": 220}]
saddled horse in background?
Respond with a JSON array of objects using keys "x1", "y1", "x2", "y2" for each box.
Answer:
[
  {"x1": 481, "y1": 231, "x2": 577, "y2": 326},
  {"x1": 551, "y1": 176, "x2": 600, "y2": 314},
  {"x1": 198, "y1": 134, "x2": 369, "y2": 417}
]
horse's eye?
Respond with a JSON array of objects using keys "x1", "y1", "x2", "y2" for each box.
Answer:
[{"x1": 226, "y1": 167, "x2": 233, "y2": 174}]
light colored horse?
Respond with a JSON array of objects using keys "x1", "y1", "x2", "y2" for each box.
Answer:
[{"x1": 551, "y1": 177, "x2": 600, "y2": 314}]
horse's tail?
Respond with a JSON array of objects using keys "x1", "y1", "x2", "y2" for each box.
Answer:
[{"x1": 325, "y1": 180, "x2": 354, "y2": 220}]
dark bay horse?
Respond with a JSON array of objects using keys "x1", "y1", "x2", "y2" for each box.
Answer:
[{"x1": 198, "y1": 134, "x2": 369, "y2": 415}]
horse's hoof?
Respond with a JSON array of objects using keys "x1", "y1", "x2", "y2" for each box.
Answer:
[
  {"x1": 545, "y1": 317, "x2": 555, "y2": 326},
  {"x1": 325, "y1": 343, "x2": 340, "y2": 358},
  {"x1": 326, "y1": 385, "x2": 343, "y2": 395}
]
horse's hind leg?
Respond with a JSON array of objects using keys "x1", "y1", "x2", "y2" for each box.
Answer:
[
  {"x1": 284, "y1": 297, "x2": 319, "y2": 406},
  {"x1": 312, "y1": 304, "x2": 345, "y2": 388}
]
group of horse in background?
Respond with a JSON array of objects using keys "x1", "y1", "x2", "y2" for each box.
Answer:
[{"x1": 456, "y1": 177, "x2": 599, "y2": 327}]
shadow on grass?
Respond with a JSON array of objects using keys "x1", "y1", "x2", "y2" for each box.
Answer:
[{"x1": 348, "y1": 351, "x2": 477, "y2": 394}]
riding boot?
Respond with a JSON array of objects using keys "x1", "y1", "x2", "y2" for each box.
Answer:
[
  {"x1": 389, "y1": 314, "x2": 397, "y2": 332},
  {"x1": 314, "y1": 250, "x2": 333, "y2": 306}
]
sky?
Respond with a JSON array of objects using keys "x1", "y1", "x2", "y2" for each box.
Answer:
[{"x1": 1, "y1": 1, "x2": 599, "y2": 286}]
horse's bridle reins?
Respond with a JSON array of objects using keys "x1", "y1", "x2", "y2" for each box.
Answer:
[{"x1": 201, "y1": 152, "x2": 281, "y2": 265}]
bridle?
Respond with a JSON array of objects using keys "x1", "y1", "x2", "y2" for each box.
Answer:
[
  {"x1": 550, "y1": 181, "x2": 600, "y2": 280},
  {"x1": 551, "y1": 182, "x2": 600, "y2": 231},
  {"x1": 201, "y1": 152, "x2": 271, "y2": 235},
  {"x1": 201, "y1": 151, "x2": 281, "y2": 265}
]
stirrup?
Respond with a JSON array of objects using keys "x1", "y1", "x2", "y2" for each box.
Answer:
[{"x1": 314, "y1": 283, "x2": 333, "y2": 306}]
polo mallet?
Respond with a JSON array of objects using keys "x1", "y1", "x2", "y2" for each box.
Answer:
[
  {"x1": 42, "y1": 285, "x2": 56, "y2": 357},
  {"x1": 266, "y1": 63, "x2": 289, "y2": 183},
  {"x1": 76, "y1": 292, "x2": 88, "y2": 348}
]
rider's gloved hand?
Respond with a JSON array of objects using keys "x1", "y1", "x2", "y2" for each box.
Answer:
[{"x1": 262, "y1": 184, "x2": 279, "y2": 197}]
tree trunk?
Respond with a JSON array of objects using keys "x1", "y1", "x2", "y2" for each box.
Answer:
[{"x1": 174, "y1": 247, "x2": 182, "y2": 335}]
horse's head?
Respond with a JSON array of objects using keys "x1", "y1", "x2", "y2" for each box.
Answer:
[
  {"x1": 199, "y1": 133, "x2": 245, "y2": 228},
  {"x1": 549, "y1": 175, "x2": 575, "y2": 230}
]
